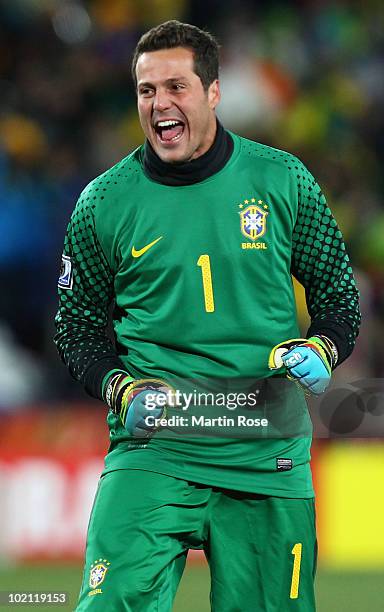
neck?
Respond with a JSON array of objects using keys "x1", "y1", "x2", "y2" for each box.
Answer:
[{"x1": 142, "y1": 120, "x2": 234, "y2": 186}]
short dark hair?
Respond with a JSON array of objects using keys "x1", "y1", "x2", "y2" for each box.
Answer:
[{"x1": 131, "y1": 20, "x2": 219, "y2": 91}]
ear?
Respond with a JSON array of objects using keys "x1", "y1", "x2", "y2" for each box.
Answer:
[{"x1": 208, "y1": 79, "x2": 221, "y2": 110}]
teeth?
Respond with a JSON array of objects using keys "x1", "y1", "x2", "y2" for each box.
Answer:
[{"x1": 157, "y1": 120, "x2": 180, "y2": 127}]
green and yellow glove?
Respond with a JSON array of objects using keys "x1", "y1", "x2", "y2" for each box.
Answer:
[
  {"x1": 103, "y1": 371, "x2": 171, "y2": 437},
  {"x1": 268, "y1": 335, "x2": 337, "y2": 395}
]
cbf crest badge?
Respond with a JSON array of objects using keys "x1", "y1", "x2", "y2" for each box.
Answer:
[
  {"x1": 240, "y1": 203, "x2": 268, "y2": 240},
  {"x1": 89, "y1": 559, "x2": 110, "y2": 590}
]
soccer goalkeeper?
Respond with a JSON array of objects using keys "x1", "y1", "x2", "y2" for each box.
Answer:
[{"x1": 54, "y1": 20, "x2": 360, "y2": 612}]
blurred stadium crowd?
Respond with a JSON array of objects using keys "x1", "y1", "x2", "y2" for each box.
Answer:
[{"x1": 0, "y1": 0, "x2": 383, "y2": 407}]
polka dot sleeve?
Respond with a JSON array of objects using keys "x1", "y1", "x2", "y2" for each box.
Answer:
[
  {"x1": 291, "y1": 162, "x2": 361, "y2": 365},
  {"x1": 54, "y1": 184, "x2": 126, "y2": 400}
]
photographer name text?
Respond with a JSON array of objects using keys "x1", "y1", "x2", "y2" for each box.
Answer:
[{"x1": 146, "y1": 415, "x2": 269, "y2": 428}]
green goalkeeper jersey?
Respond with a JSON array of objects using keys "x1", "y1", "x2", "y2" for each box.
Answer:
[{"x1": 55, "y1": 132, "x2": 360, "y2": 497}]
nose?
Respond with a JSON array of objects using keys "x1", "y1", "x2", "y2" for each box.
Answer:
[{"x1": 153, "y1": 88, "x2": 172, "y2": 111}]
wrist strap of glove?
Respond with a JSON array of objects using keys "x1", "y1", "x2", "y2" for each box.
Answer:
[
  {"x1": 103, "y1": 372, "x2": 134, "y2": 412},
  {"x1": 308, "y1": 335, "x2": 338, "y2": 369}
]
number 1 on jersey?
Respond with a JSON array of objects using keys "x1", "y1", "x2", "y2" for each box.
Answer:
[{"x1": 197, "y1": 255, "x2": 215, "y2": 313}]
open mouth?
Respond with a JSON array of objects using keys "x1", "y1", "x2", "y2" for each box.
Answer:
[{"x1": 154, "y1": 119, "x2": 185, "y2": 144}]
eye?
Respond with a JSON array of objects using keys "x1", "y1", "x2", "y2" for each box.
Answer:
[
  {"x1": 172, "y1": 83, "x2": 185, "y2": 91},
  {"x1": 139, "y1": 87, "x2": 154, "y2": 97}
]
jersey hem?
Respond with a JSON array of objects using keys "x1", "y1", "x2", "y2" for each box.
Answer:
[{"x1": 101, "y1": 460, "x2": 315, "y2": 499}]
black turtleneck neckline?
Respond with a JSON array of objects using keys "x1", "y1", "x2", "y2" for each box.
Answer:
[{"x1": 141, "y1": 121, "x2": 234, "y2": 186}]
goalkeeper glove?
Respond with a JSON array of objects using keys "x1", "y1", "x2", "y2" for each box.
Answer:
[
  {"x1": 103, "y1": 372, "x2": 171, "y2": 437},
  {"x1": 268, "y1": 336, "x2": 337, "y2": 395}
]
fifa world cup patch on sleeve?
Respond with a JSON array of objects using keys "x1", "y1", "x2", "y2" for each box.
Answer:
[
  {"x1": 58, "y1": 255, "x2": 73, "y2": 289},
  {"x1": 277, "y1": 458, "x2": 293, "y2": 471}
]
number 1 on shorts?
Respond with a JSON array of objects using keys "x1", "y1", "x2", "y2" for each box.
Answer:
[{"x1": 290, "y1": 543, "x2": 302, "y2": 599}]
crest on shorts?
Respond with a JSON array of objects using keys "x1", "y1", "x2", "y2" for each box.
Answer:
[
  {"x1": 240, "y1": 204, "x2": 268, "y2": 240},
  {"x1": 89, "y1": 559, "x2": 110, "y2": 589},
  {"x1": 58, "y1": 254, "x2": 73, "y2": 289}
]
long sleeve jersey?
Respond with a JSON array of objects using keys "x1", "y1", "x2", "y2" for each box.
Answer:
[{"x1": 54, "y1": 132, "x2": 360, "y2": 496}]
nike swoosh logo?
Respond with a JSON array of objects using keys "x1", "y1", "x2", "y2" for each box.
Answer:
[{"x1": 131, "y1": 236, "x2": 163, "y2": 258}]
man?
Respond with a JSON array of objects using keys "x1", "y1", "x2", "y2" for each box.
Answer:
[{"x1": 55, "y1": 20, "x2": 360, "y2": 611}]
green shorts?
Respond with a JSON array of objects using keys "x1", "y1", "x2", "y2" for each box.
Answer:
[{"x1": 76, "y1": 469, "x2": 317, "y2": 611}]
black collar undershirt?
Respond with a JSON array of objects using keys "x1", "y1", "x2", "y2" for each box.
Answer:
[{"x1": 142, "y1": 120, "x2": 234, "y2": 186}]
